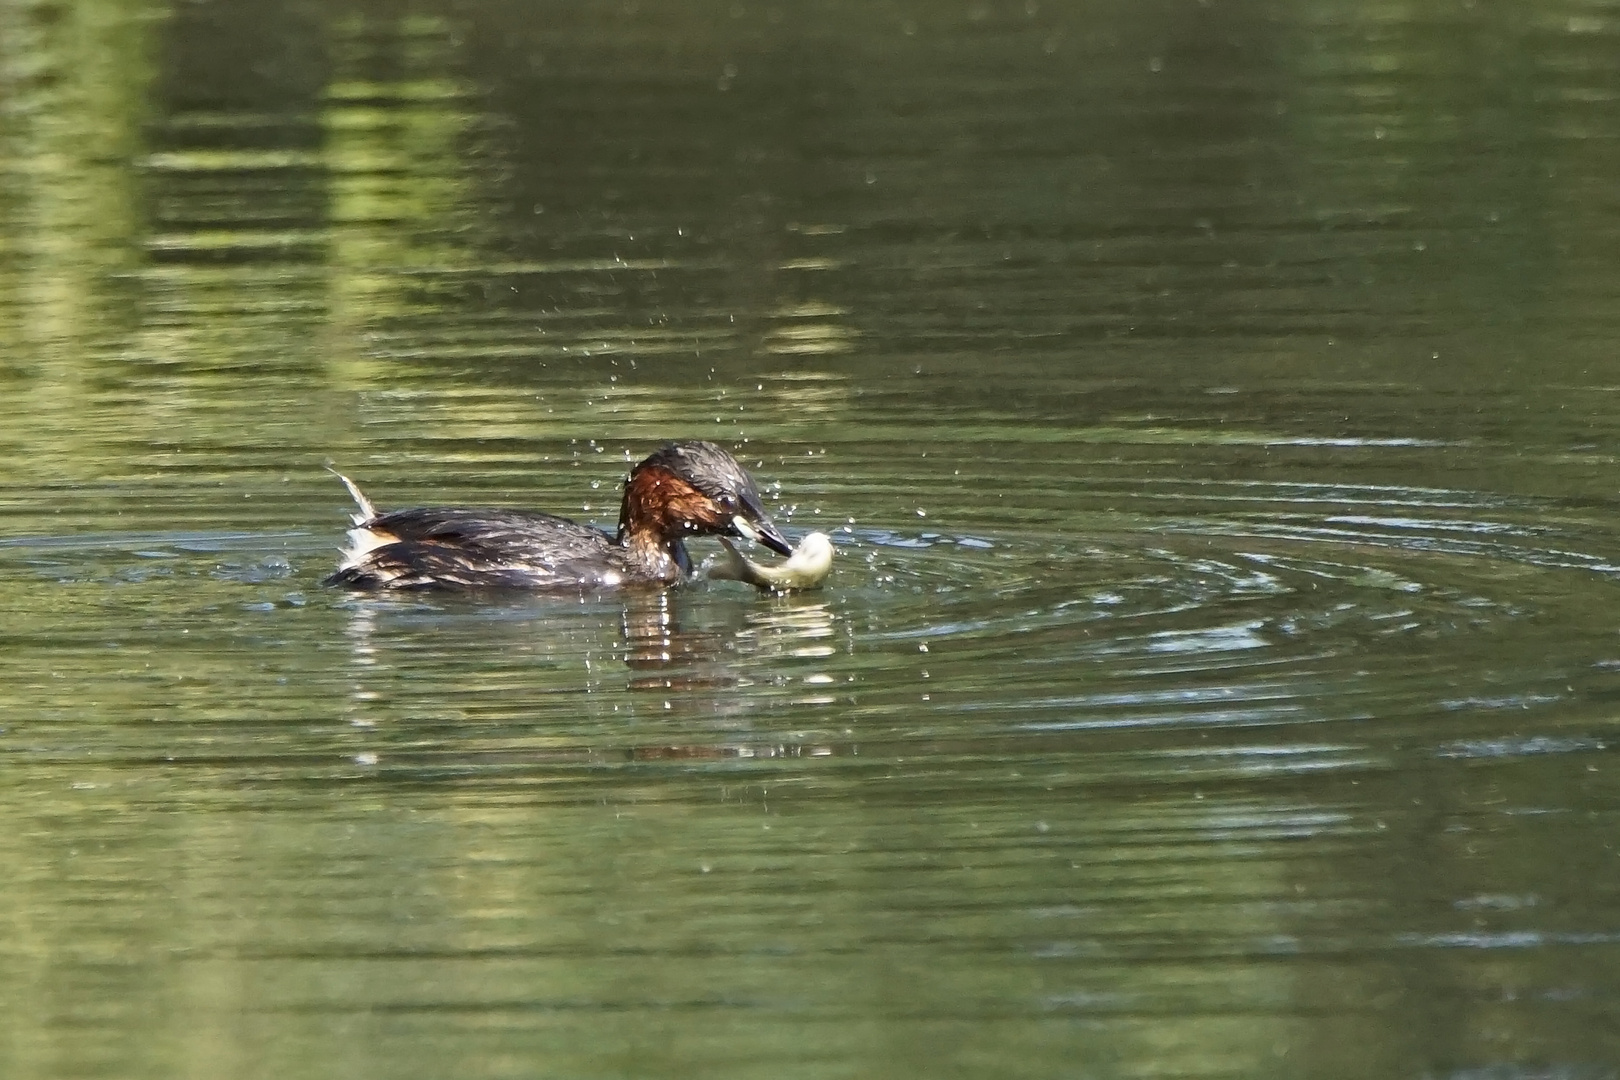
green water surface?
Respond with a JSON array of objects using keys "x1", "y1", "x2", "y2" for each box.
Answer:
[{"x1": 4, "y1": 1, "x2": 1620, "y2": 1077}]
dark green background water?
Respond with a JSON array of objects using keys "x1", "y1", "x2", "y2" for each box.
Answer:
[{"x1": 5, "y1": 1, "x2": 1620, "y2": 1077}]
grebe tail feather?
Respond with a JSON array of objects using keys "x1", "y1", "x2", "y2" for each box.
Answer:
[{"x1": 327, "y1": 466, "x2": 377, "y2": 524}]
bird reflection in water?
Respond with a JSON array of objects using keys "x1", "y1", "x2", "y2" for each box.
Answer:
[
  {"x1": 621, "y1": 588, "x2": 839, "y2": 699},
  {"x1": 620, "y1": 589, "x2": 842, "y2": 763},
  {"x1": 333, "y1": 585, "x2": 843, "y2": 762}
]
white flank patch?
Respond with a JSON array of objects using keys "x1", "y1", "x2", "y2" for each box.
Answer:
[{"x1": 338, "y1": 525, "x2": 399, "y2": 571}]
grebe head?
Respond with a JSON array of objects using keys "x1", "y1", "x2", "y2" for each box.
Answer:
[{"x1": 618, "y1": 441, "x2": 793, "y2": 556}]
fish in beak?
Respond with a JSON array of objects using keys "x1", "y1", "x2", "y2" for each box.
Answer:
[{"x1": 731, "y1": 511, "x2": 793, "y2": 557}]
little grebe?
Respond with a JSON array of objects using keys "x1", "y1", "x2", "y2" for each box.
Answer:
[{"x1": 324, "y1": 440, "x2": 792, "y2": 590}]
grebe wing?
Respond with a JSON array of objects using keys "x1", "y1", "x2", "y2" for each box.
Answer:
[{"x1": 328, "y1": 507, "x2": 625, "y2": 589}]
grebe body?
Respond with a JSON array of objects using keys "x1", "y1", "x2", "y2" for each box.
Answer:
[{"x1": 324, "y1": 441, "x2": 791, "y2": 590}]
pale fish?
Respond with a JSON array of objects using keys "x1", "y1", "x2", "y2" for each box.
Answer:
[{"x1": 706, "y1": 531, "x2": 834, "y2": 592}]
